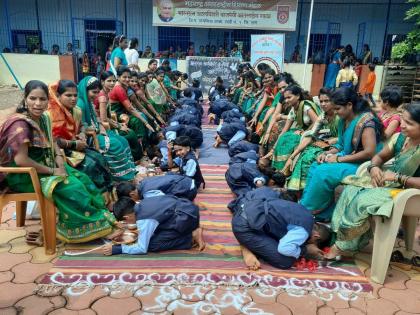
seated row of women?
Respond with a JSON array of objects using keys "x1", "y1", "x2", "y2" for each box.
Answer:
[
  {"x1": 216, "y1": 65, "x2": 419, "y2": 266},
  {"x1": 0, "y1": 63, "x2": 200, "y2": 244}
]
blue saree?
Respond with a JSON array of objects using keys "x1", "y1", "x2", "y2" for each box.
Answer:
[
  {"x1": 300, "y1": 112, "x2": 382, "y2": 221},
  {"x1": 324, "y1": 51, "x2": 341, "y2": 89}
]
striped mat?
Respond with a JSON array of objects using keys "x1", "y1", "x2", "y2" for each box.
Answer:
[{"x1": 40, "y1": 164, "x2": 372, "y2": 297}]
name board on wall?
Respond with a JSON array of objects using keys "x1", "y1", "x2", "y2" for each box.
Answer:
[
  {"x1": 153, "y1": 0, "x2": 298, "y2": 31},
  {"x1": 186, "y1": 56, "x2": 240, "y2": 92},
  {"x1": 251, "y1": 34, "x2": 285, "y2": 73}
]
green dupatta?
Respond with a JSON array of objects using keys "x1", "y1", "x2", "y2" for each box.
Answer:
[
  {"x1": 342, "y1": 133, "x2": 420, "y2": 189},
  {"x1": 76, "y1": 76, "x2": 100, "y2": 130},
  {"x1": 296, "y1": 100, "x2": 321, "y2": 128}
]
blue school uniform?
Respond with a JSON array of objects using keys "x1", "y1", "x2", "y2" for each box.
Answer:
[
  {"x1": 228, "y1": 186, "x2": 281, "y2": 214},
  {"x1": 138, "y1": 174, "x2": 197, "y2": 201},
  {"x1": 217, "y1": 121, "x2": 248, "y2": 147},
  {"x1": 221, "y1": 108, "x2": 245, "y2": 123},
  {"x1": 175, "y1": 151, "x2": 205, "y2": 189},
  {"x1": 229, "y1": 150, "x2": 258, "y2": 165},
  {"x1": 165, "y1": 124, "x2": 203, "y2": 149},
  {"x1": 112, "y1": 194, "x2": 199, "y2": 255},
  {"x1": 225, "y1": 161, "x2": 266, "y2": 196},
  {"x1": 232, "y1": 193, "x2": 314, "y2": 269},
  {"x1": 228, "y1": 140, "x2": 260, "y2": 157},
  {"x1": 209, "y1": 99, "x2": 238, "y2": 124},
  {"x1": 169, "y1": 111, "x2": 201, "y2": 128}
]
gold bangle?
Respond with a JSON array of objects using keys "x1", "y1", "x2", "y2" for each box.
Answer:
[{"x1": 403, "y1": 176, "x2": 410, "y2": 188}]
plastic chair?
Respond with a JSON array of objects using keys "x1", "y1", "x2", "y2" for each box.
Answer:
[
  {"x1": 0, "y1": 167, "x2": 57, "y2": 255},
  {"x1": 356, "y1": 162, "x2": 420, "y2": 284}
]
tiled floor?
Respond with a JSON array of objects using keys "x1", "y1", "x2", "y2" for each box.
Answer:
[{"x1": 1, "y1": 202, "x2": 420, "y2": 315}]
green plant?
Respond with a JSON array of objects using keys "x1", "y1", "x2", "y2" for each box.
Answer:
[{"x1": 391, "y1": 0, "x2": 420, "y2": 61}]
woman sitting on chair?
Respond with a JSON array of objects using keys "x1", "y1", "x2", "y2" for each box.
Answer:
[
  {"x1": 0, "y1": 80, "x2": 118, "y2": 244},
  {"x1": 326, "y1": 102, "x2": 420, "y2": 259}
]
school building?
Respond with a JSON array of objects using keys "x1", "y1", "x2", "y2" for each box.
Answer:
[{"x1": 0, "y1": 0, "x2": 415, "y2": 61}]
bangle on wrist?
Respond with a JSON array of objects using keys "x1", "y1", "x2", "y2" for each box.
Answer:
[
  {"x1": 397, "y1": 173, "x2": 403, "y2": 185},
  {"x1": 402, "y1": 175, "x2": 410, "y2": 188},
  {"x1": 336, "y1": 155, "x2": 341, "y2": 163},
  {"x1": 367, "y1": 164, "x2": 380, "y2": 173},
  {"x1": 49, "y1": 167, "x2": 54, "y2": 175}
]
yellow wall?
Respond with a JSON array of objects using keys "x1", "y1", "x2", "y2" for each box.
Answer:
[
  {"x1": 0, "y1": 53, "x2": 60, "y2": 86},
  {"x1": 284, "y1": 63, "x2": 313, "y2": 92}
]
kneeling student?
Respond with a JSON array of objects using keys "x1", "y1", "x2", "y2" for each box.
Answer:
[
  {"x1": 225, "y1": 158, "x2": 284, "y2": 196},
  {"x1": 116, "y1": 173, "x2": 197, "y2": 201},
  {"x1": 103, "y1": 195, "x2": 205, "y2": 255},
  {"x1": 231, "y1": 189, "x2": 331, "y2": 270},
  {"x1": 214, "y1": 121, "x2": 248, "y2": 148}
]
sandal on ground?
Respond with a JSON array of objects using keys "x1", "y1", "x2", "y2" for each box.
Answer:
[
  {"x1": 26, "y1": 231, "x2": 43, "y2": 246},
  {"x1": 390, "y1": 250, "x2": 412, "y2": 270},
  {"x1": 411, "y1": 255, "x2": 420, "y2": 272}
]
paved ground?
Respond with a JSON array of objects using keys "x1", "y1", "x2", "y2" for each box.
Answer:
[
  {"x1": 1, "y1": 100, "x2": 420, "y2": 314},
  {"x1": 1, "y1": 202, "x2": 420, "y2": 315}
]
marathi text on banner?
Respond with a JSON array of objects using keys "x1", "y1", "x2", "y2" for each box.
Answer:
[
  {"x1": 251, "y1": 34, "x2": 285, "y2": 73},
  {"x1": 153, "y1": 0, "x2": 297, "y2": 31},
  {"x1": 186, "y1": 56, "x2": 240, "y2": 94}
]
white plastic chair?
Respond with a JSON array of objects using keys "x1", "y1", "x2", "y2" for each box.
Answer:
[{"x1": 356, "y1": 161, "x2": 420, "y2": 284}]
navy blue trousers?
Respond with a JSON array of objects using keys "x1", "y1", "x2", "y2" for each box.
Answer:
[{"x1": 232, "y1": 213, "x2": 296, "y2": 269}]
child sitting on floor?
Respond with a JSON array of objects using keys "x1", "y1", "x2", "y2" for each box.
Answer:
[
  {"x1": 167, "y1": 136, "x2": 205, "y2": 189},
  {"x1": 103, "y1": 195, "x2": 205, "y2": 256}
]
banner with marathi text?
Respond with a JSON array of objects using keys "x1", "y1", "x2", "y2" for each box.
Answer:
[
  {"x1": 153, "y1": 0, "x2": 298, "y2": 31},
  {"x1": 186, "y1": 56, "x2": 240, "y2": 93},
  {"x1": 251, "y1": 34, "x2": 285, "y2": 73}
]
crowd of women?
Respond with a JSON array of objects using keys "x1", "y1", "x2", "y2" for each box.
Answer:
[
  {"x1": 0, "y1": 39, "x2": 419, "y2": 269},
  {"x1": 0, "y1": 36, "x2": 202, "y2": 245},
  {"x1": 211, "y1": 61, "x2": 419, "y2": 266}
]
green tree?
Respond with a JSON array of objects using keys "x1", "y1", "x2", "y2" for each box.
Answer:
[{"x1": 391, "y1": 0, "x2": 420, "y2": 61}]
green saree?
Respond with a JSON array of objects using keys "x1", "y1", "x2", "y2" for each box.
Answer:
[
  {"x1": 77, "y1": 77, "x2": 137, "y2": 181},
  {"x1": 3, "y1": 113, "x2": 115, "y2": 243},
  {"x1": 272, "y1": 100, "x2": 321, "y2": 170},
  {"x1": 331, "y1": 133, "x2": 420, "y2": 252},
  {"x1": 258, "y1": 91, "x2": 282, "y2": 139},
  {"x1": 146, "y1": 78, "x2": 168, "y2": 115},
  {"x1": 287, "y1": 114, "x2": 340, "y2": 191},
  {"x1": 231, "y1": 87, "x2": 243, "y2": 105}
]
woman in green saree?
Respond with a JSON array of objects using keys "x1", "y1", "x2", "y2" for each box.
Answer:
[
  {"x1": 76, "y1": 76, "x2": 137, "y2": 182},
  {"x1": 146, "y1": 70, "x2": 171, "y2": 119},
  {"x1": 259, "y1": 74, "x2": 297, "y2": 154},
  {"x1": 0, "y1": 80, "x2": 117, "y2": 243},
  {"x1": 283, "y1": 88, "x2": 340, "y2": 191},
  {"x1": 47, "y1": 80, "x2": 113, "y2": 192},
  {"x1": 108, "y1": 66, "x2": 154, "y2": 145},
  {"x1": 249, "y1": 69, "x2": 279, "y2": 131},
  {"x1": 96, "y1": 71, "x2": 143, "y2": 161},
  {"x1": 267, "y1": 85, "x2": 321, "y2": 170},
  {"x1": 326, "y1": 103, "x2": 420, "y2": 259}
]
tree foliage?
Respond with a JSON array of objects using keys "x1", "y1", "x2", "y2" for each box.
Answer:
[{"x1": 391, "y1": 0, "x2": 420, "y2": 61}]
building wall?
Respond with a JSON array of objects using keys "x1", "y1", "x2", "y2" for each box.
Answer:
[
  {"x1": 1, "y1": 0, "x2": 415, "y2": 59},
  {"x1": 0, "y1": 54, "x2": 385, "y2": 100},
  {"x1": 0, "y1": 53, "x2": 60, "y2": 86}
]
